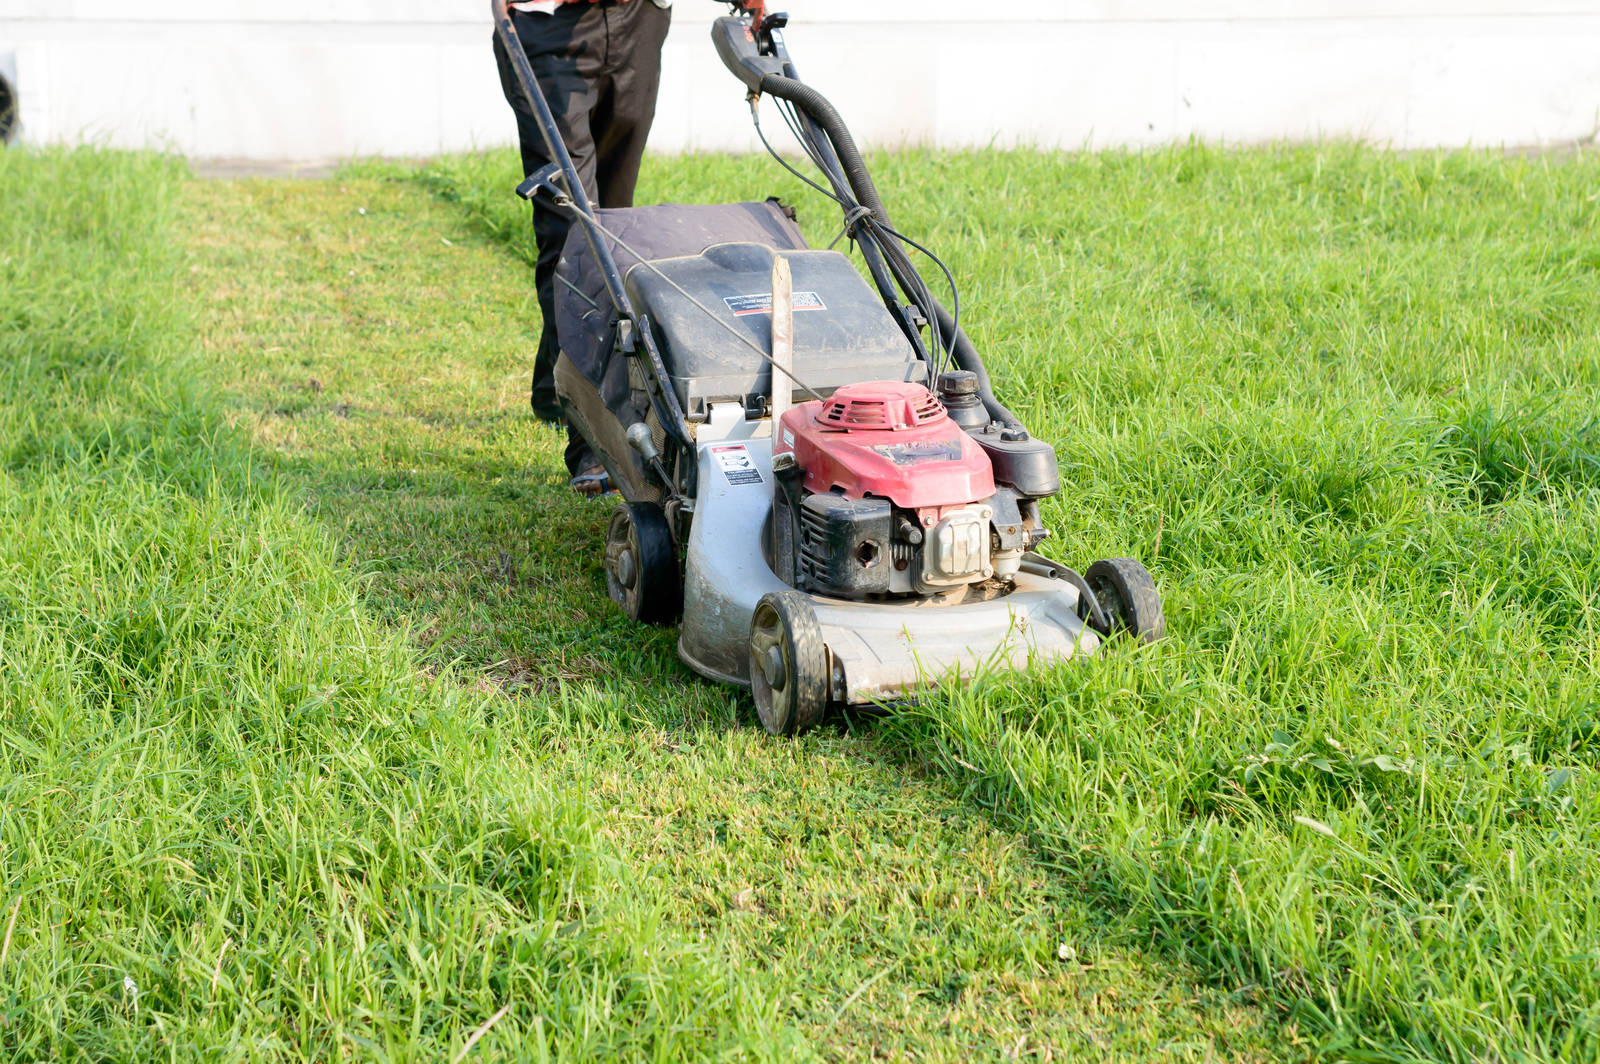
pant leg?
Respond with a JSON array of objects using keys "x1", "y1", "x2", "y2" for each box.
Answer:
[
  {"x1": 592, "y1": 0, "x2": 672, "y2": 209},
  {"x1": 492, "y1": 8, "x2": 605, "y2": 428},
  {"x1": 492, "y1": 1, "x2": 669, "y2": 479},
  {"x1": 563, "y1": 430, "x2": 596, "y2": 478},
  {"x1": 567, "y1": 1, "x2": 671, "y2": 478}
]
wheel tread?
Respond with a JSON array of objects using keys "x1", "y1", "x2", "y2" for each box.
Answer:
[
  {"x1": 606, "y1": 501, "x2": 681, "y2": 626},
  {"x1": 1085, "y1": 557, "x2": 1165, "y2": 644},
  {"x1": 749, "y1": 590, "x2": 828, "y2": 736}
]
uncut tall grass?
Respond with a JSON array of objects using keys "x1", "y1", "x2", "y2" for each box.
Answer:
[
  {"x1": 0, "y1": 149, "x2": 794, "y2": 1061},
  {"x1": 416, "y1": 142, "x2": 1600, "y2": 1061}
]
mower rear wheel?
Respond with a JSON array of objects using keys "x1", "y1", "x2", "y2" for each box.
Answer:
[
  {"x1": 605, "y1": 501, "x2": 681, "y2": 625},
  {"x1": 748, "y1": 591, "x2": 828, "y2": 736},
  {"x1": 1085, "y1": 558, "x2": 1165, "y2": 644}
]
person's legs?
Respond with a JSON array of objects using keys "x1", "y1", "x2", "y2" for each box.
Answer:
[
  {"x1": 492, "y1": 7, "x2": 603, "y2": 431},
  {"x1": 492, "y1": 1, "x2": 669, "y2": 490},
  {"x1": 594, "y1": 0, "x2": 671, "y2": 209},
  {"x1": 564, "y1": 431, "x2": 600, "y2": 484}
]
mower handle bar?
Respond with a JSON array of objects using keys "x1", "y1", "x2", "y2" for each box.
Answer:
[{"x1": 495, "y1": 0, "x2": 1024, "y2": 443}]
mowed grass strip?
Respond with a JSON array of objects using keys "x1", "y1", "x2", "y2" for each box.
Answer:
[
  {"x1": 0, "y1": 148, "x2": 804, "y2": 1061},
  {"x1": 181, "y1": 166, "x2": 1282, "y2": 1060},
  {"x1": 404, "y1": 144, "x2": 1600, "y2": 1060}
]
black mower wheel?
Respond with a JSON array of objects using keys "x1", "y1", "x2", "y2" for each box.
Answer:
[
  {"x1": 604, "y1": 501, "x2": 681, "y2": 625},
  {"x1": 1084, "y1": 558, "x2": 1165, "y2": 644},
  {"x1": 748, "y1": 591, "x2": 828, "y2": 736}
]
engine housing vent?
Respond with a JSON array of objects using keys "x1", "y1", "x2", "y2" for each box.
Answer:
[{"x1": 815, "y1": 381, "x2": 945, "y2": 432}]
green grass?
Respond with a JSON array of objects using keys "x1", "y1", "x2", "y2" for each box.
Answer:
[
  {"x1": 865, "y1": 145, "x2": 1600, "y2": 1062},
  {"x1": 5, "y1": 138, "x2": 1598, "y2": 1062},
  {"x1": 359, "y1": 143, "x2": 1600, "y2": 1060},
  {"x1": 2, "y1": 146, "x2": 1280, "y2": 1063},
  {"x1": 176, "y1": 162, "x2": 1281, "y2": 1060},
  {"x1": 0, "y1": 149, "x2": 801, "y2": 1061}
]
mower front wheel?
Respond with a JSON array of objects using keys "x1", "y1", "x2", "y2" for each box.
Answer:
[
  {"x1": 1085, "y1": 558, "x2": 1165, "y2": 644},
  {"x1": 748, "y1": 591, "x2": 828, "y2": 736},
  {"x1": 605, "y1": 501, "x2": 680, "y2": 625}
]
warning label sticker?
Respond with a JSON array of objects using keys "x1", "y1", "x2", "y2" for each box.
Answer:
[
  {"x1": 711, "y1": 443, "x2": 764, "y2": 486},
  {"x1": 723, "y1": 291, "x2": 827, "y2": 316}
]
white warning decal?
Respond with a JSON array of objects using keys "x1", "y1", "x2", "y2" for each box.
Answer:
[
  {"x1": 711, "y1": 443, "x2": 764, "y2": 486},
  {"x1": 723, "y1": 291, "x2": 827, "y2": 316}
]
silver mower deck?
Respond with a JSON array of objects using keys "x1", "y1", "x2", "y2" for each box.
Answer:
[{"x1": 676, "y1": 405, "x2": 1101, "y2": 706}]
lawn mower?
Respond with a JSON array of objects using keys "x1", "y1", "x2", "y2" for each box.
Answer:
[{"x1": 491, "y1": 0, "x2": 1165, "y2": 735}]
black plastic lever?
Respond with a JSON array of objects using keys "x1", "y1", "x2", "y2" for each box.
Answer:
[{"x1": 515, "y1": 162, "x2": 568, "y2": 209}]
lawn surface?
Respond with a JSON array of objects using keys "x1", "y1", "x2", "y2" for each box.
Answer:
[{"x1": 2, "y1": 140, "x2": 1597, "y2": 1062}]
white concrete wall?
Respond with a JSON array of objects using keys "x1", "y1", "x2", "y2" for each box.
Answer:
[{"x1": 1, "y1": 1, "x2": 1597, "y2": 160}]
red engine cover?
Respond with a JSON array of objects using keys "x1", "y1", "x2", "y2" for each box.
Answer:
[{"x1": 774, "y1": 381, "x2": 995, "y2": 509}]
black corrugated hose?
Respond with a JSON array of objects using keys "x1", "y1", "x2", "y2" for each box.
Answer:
[
  {"x1": 758, "y1": 74, "x2": 892, "y2": 229},
  {"x1": 758, "y1": 71, "x2": 1026, "y2": 434}
]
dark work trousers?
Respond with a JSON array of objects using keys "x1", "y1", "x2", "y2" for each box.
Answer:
[{"x1": 493, "y1": 0, "x2": 671, "y2": 477}]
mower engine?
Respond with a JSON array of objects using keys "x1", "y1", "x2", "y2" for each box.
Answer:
[{"x1": 770, "y1": 374, "x2": 1056, "y2": 601}]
